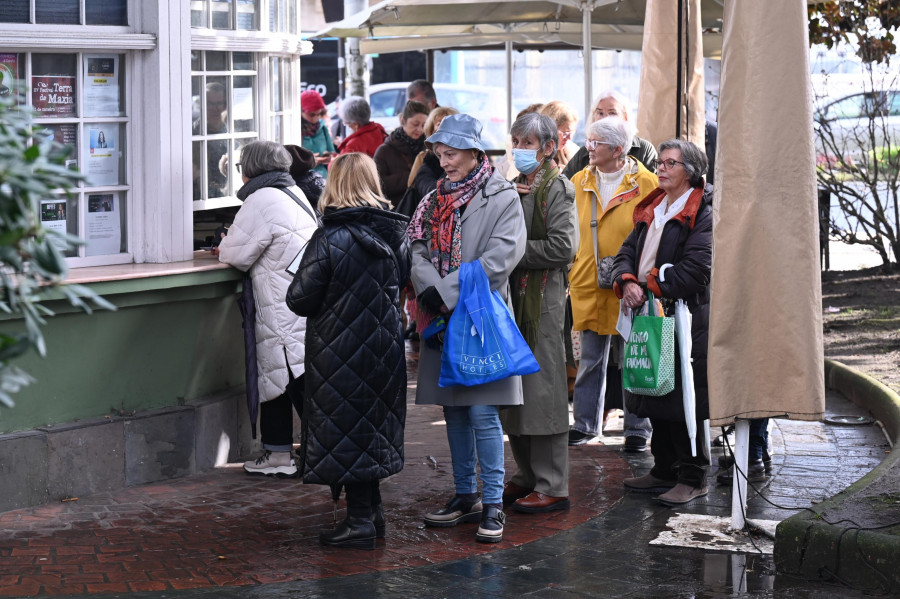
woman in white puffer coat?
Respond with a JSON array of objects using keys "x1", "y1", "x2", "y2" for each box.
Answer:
[{"x1": 214, "y1": 140, "x2": 319, "y2": 477}]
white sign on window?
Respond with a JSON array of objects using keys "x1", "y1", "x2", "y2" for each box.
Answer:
[
  {"x1": 84, "y1": 55, "x2": 120, "y2": 117},
  {"x1": 86, "y1": 126, "x2": 119, "y2": 186},
  {"x1": 86, "y1": 193, "x2": 121, "y2": 256}
]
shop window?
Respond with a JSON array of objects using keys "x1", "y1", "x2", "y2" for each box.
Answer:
[
  {"x1": 191, "y1": 0, "x2": 259, "y2": 31},
  {"x1": 268, "y1": 56, "x2": 294, "y2": 142},
  {"x1": 0, "y1": 0, "x2": 127, "y2": 25},
  {"x1": 268, "y1": 0, "x2": 296, "y2": 34},
  {"x1": 191, "y1": 51, "x2": 258, "y2": 204},
  {"x1": 14, "y1": 51, "x2": 131, "y2": 260}
]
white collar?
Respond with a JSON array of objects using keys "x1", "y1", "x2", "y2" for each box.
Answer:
[{"x1": 654, "y1": 188, "x2": 693, "y2": 229}]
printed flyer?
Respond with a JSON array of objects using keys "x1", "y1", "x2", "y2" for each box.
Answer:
[
  {"x1": 84, "y1": 55, "x2": 119, "y2": 116},
  {"x1": 0, "y1": 53, "x2": 17, "y2": 99},
  {"x1": 86, "y1": 194, "x2": 121, "y2": 256},
  {"x1": 86, "y1": 126, "x2": 119, "y2": 186}
]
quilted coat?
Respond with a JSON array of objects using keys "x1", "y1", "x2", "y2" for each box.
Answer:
[
  {"x1": 410, "y1": 168, "x2": 527, "y2": 408},
  {"x1": 286, "y1": 205, "x2": 411, "y2": 485},
  {"x1": 217, "y1": 185, "x2": 318, "y2": 403},
  {"x1": 612, "y1": 184, "x2": 713, "y2": 423}
]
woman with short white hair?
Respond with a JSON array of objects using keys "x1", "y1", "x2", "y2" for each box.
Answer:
[{"x1": 567, "y1": 117, "x2": 658, "y2": 449}]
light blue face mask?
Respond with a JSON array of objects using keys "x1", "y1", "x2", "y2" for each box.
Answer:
[{"x1": 512, "y1": 148, "x2": 542, "y2": 175}]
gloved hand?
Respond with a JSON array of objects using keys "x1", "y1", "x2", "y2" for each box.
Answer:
[{"x1": 418, "y1": 286, "x2": 445, "y2": 314}]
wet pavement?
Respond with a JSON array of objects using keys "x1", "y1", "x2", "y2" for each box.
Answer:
[{"x1": 0, "y1": 342, "x2": 892, "y2": 598}]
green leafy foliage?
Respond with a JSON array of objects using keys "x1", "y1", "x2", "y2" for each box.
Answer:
[{"x1": 0, "y1": 92, "x2": 115, "y2": 408}]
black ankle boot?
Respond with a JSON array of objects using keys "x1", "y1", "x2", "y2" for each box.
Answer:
[
  {"x1": 372, "y1": 503, "x2": 385, "y2": 539},
  {"x1": 319, "y1": 516, "x2": 376, "y2": 550}
]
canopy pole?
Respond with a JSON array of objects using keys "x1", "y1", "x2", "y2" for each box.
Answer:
[
  {"x1": 730, "y1": 419, "x2": 750, "y2": 530},
  {"x1": 582, "y1": 1, "x2": 592, "y2": 126},
  {"x1": 344, "y1": 0, "x2": 368, "y2": 97},
  {"x1": 505, "y1": 40, "x2": 513, "y2": 135},
  {"x1": 675, "y1": 0, "x2": 683, "y2": 138}
]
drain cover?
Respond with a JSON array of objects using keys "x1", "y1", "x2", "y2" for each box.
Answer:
[{"x1": 824, "y1": 415, "x2": 874, "y2": 425}]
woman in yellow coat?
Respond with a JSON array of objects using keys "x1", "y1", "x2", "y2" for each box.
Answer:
[{"x1": 568, "y1": 116, "x2": 658, "y2": 446}]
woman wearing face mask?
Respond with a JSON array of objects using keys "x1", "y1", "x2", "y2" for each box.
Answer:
[{"x1": 499, "y1": 112, "x2": 577, "y2": 513}]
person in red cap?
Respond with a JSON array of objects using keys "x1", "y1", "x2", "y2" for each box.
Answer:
[{"x1": 301, "y1": 89, "x2": 336, "y2": 178}]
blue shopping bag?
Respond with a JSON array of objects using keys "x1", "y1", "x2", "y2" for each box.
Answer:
[{"x1": 439, "y1": 261, "x2": 540, "y2": 387}]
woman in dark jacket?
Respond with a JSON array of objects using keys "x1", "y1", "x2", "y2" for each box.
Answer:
[
  {"x1": 286, "y1": 152, "x2": 411, "y2": 550},
  {"x1": 612, "y1": 138, "x2": 713, "y2": 508},
  {"x1": 374, "y1": 100, "x2": 430, "y2": 206},
  {"x1": 410, "y1": 106, "x2": 459, "y2": 200}
]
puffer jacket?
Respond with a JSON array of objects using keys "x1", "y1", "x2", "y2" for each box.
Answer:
[
  {"x1": 286, "y1": 205, "x2": 411, "y2": 485},
  {"x1": 611, "y1": 184, "x2": 713, "y2": 422},
  {"x1": 217, "y1": 185, "x2": 319, "y2": 402}
]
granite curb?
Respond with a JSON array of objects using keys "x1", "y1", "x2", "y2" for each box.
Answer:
[{"x1": 775, "y1": 359, "x2": 900, "y2": 592}]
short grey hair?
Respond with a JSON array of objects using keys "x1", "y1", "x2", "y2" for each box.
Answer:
[
  {"x1": 240, "y1": 140, "x2": 292, "y2": 178},
  {"x1": 509, "y1": 112, "x2": 558, "y2": 155},
  {"x1": 339, "y1": 96, "x2": 370, "y2": 125},
  {"x1": 658, "y1": 139, "x2": 708, "y2": 187},
  {"x1": 588, "y1": 116, "x2": 635, "y2": 155}
]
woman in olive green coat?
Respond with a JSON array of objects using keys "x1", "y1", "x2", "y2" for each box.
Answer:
[{"x1": 500, "y1": 113, "x2": 577, "y2": 514}]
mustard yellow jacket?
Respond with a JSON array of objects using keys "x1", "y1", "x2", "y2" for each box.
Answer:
[{"x1": 569, "y1": 158, "x2": 658, "y2": 334}]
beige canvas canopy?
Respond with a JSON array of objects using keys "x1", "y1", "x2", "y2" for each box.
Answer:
[{"x1": 707, "y1": 0, "x2": 824, "y2": 426}]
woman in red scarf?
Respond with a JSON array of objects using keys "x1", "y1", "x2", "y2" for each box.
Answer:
[{"x1": 408, "y1": 114, "x2": 526, "y2": 545}]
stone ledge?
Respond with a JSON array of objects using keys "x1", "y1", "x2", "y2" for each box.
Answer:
[
  {"x1": 774, "y1": 359, "x2": 900, "y2": 591},
  {"x1": 0, "y1": 387, "x2": 256, "y2": 513}
]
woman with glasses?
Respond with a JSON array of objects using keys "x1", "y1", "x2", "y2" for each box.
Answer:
[
  {"x1": 301, "y1": 90, "x2": 336, "y2": 178},
  {"x1": 567, "y1": 117, "x2": 657, "y2": 449},
  {"x1": 612, "y1": 139, "x2": 713, "y2": 507}
]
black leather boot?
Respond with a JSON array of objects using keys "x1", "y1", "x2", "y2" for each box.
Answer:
[
  {"x1": 372, "y1": 503, "x2": 385, "y2": 539},
  {"x1": 319, "y1": 516, "x2": 376, "y2": 550}
]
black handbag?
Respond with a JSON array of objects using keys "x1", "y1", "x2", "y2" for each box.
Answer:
[{"x1": 394, "y1": 185, "x2": 421, "y2": 219}]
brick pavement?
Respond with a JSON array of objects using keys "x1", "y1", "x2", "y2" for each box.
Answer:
[{"x1": 0, "y1": 347, "x2": 629, "y2": 597}]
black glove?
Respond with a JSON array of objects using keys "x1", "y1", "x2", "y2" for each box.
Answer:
[{"x1": 418, "y1": 286, "x2": 444, "y2": 314}]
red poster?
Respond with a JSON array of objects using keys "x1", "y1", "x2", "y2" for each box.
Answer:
[
  {"x1": 0, "y1": 53, "x2": 17, "y2": 99},
  {"x1": 32, "y1": 76, "x2": 76, "y2": 117}
]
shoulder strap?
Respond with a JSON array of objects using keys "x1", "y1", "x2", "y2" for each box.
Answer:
[{"x1": 280, "y1": 187, "x2": 322, "y2": 227}]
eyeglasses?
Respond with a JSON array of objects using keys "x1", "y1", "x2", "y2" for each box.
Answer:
[
  {"x1": 585, "y1": 139, "x2": 613, "y2": 151},
  {"x1": 654, "y1": 159, "x2": 685, "y2": 170},
  {"x1": 235, "y1": 162, "x2": 242, "y2": 174},
  {"x1": 559, "y1": 129, "x2": 573, "y2": 140}
]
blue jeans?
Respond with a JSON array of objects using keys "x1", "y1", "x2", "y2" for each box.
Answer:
[
  {"x1": 749, "y1": 418, "x2": 770, "y2": 461},
  {"x1": 606, "y1": 337, "x2": 653, "y2": 439},
  {"x1": 443, "y1": 405, "x2": 505, "y2": 505}
]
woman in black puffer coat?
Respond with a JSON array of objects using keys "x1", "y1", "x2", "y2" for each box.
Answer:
[
  {"x1": 612, "y1": 138, "x2": 713, "y2": 509},
  {"x1": 287, "y1": 152, "x2": 411, "y2": 550}
]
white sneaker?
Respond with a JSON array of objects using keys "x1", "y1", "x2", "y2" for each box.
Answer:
[{"x1": 243, "y1": 450, "x2": 298, "y2": 478}]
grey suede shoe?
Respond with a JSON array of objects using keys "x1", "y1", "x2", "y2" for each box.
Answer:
[
  {"x1": 623, "y1": 473, "x2": 677, "y2": 494},
  {"x1": 657, "y1": 483, "x2": 709, "y2": 506}
]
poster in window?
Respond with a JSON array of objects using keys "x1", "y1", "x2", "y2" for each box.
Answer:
[
  {"x1": 40, "y1": 123, "x2": 78, "y2": 169},
  {"x1": 86, "y1": 126, "x2": 119, "y2": 186},
  {"x1": 84, "y1": 55, "x2": 119, "y2": 116},
  {"x1": 0, "y1": 53, "x2": 17, "y2": 99},
  {"x1": 86, "y1": 193, "x2": 121, "y2": 256},
  {"x1": 32, "y1": 76, "x2": 76, "y2": 117},
  {"x1": 40, "y1": 200, "x2": 69, "y2": 250}
]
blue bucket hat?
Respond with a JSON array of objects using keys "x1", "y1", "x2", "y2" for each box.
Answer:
[{"x1": 425, "y1": 113, "x2": 486, "y2": 153}]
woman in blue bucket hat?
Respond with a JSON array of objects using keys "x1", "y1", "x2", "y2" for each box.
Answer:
[{"x1": 407, "y1": 113, "x2": 526, "y2": 544}]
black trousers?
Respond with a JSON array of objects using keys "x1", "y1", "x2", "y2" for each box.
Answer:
[
  {"x1": 344, "y1": 480, "x2": 382, "y2": 519},
  {"x1": 259, "y1": 373, "x2": 304, "y2": 449},
  {"x1": 648, "y1": 417, "x2": 709, "y2": 487}
]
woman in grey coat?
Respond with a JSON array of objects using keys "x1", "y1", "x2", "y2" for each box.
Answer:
[
  {"x1": 500, "y1": 113, "x2": 577, "y2": 514},
  {"x1": 407, "y1": 114, "x2": 526, "y2": 544}
]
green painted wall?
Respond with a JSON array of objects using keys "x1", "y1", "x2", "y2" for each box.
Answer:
[{"x1": 0, "y1": 269, "x2": 246, "y2": 434}]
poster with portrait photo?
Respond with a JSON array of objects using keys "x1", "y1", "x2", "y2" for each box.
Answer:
[
  {"x1": 40, "y1": 200, "x2": 69, "y2": 250},
  {"x1": 85, "y1": 126, "x2": 119, "y2": 186},
  {"x1": 86, "y1": 193, "x2": 121, "y2": 256},
  {"x1": 84, "y1": 55, "x2": 119, "y2": 116}
]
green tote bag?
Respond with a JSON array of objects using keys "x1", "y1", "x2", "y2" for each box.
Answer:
[{"x1": 623, "y1": 292, "x2": 676, "y2": 396}]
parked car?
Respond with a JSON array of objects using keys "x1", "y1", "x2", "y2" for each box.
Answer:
[{"x1": 815, "y1": 89, "x2": 900, "y2": 166}]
